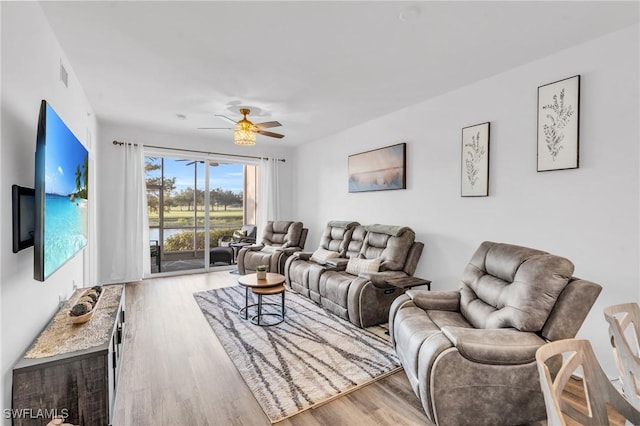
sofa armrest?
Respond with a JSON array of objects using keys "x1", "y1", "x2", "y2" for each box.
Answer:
[
  {"x1": 441, "y1": 326, "x2": 547, "y2": 365},
  {"x1": 325, "y1": 258, "x2": 349, "y2": 270},
  {"x1": 292, "y1": 252, "x2": 313, "y2": 261},
  {"x1": 406, "y1": 290, "x2": 460, "y2": 311},
  {"x1": 281, "y1": 246, "x2": 302, "y2": 255},
  {"x1": 243, "y1": 244, "x2": 264, "y2": 252},
  {"x1": 358, "y1": 271, "x2": 407, "y2": 288}
]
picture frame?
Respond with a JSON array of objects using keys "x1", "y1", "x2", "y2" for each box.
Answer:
[
  {"x1": 348, "y1": 143, "x2": 406, "y2": 193},
  {"x1": 537, "y1": 75, "x2": 580, "y2": 171},
  {"x1": 461, "y1": 122, "x2": 490, "y2": 197}
]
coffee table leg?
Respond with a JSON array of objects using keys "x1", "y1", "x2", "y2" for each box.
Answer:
[
  {"x1": 257, "y1": 294, "x2": 262, "y2": 325},
  {"x1": 244, "y1": 286, "x2": 249, "y2": 320}
]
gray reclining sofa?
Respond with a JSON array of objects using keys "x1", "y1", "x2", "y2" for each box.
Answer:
[{"x1": 285, "y1": 221, "x2": 424, "y2": 328}]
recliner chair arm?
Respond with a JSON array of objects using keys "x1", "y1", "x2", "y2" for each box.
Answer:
[
  {"x1": 358, "y1": 271, "x2": 407, "y2": 288},
  {"x1": 441, "y1": 326, "x2": 547, "y2": 365},
  {"x1": 292, "y1": 252, "x2": 313, "y2": 261},
  {"x1": 406, "y1": 290, "x2": 461, "y2": 311},
  {"x1": 280, "y1": 246, "x2": 302, "y2": 255},
  {"x1": 245, "y1": 244, "x2": 264, "y2": 252},
  {"x1": 325, "y1": 258, "x2": 349, "y2": 270}
]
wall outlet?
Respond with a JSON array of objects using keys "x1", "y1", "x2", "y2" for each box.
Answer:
[{"x1": 72, "y1": 280, "x2": 78, "y2": 291}]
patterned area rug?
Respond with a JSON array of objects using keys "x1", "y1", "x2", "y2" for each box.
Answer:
[{"x1": 193, "y1": 286, "x2": 401, "y2": 423}]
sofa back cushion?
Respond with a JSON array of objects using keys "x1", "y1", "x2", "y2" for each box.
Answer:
[
  {"x1": 357, "y1": 225, "x2": 415, "y2": 272},
  {"x1": 261, "y1": 221, "x2": 303, "y2": 248},
  {"x1": 345, "y1": 226, "x2": 367, "y2": 258},
  {"x1": 319, "y1": 221, "x2": 359, "y2": 256},
  {"x1": 459, "y1": 241, "x2": 574, "y2": 332}
]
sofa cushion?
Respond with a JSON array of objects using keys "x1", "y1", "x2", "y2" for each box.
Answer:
[
  {"x1": 233, "y1": 229, "x2": 247, "y2": 239},
  {"x1": 345, "y1": 226, "x2": 367, "y2": 258},
  {"x1": 359, "y1": 228, "x2": 415, "y2": 271},
  {"x1": 319, "y1": 221, "x2": 358, "y2": 256},
  {"x1": 262, "y1": 221, "x2": 303, "y2": 248},
  {"x1": 460, "y1": 241, "x2": 575, "y2": 332},
  {"x1": 310, "y1": 247, "x2": 340, "y2": 264},
  {"x1": 346, "y1": 257, "x2": 381, "y2": 275}
]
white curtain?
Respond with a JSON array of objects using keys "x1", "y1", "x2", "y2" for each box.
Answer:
[
  {"x1": 110, "y1": 143, "x2": 150, "y2": 281},
  {"x1": 257, "y1": 157, "x2": 281, "y2": 237}
]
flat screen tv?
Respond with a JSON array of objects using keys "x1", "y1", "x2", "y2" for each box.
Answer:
[{"x1": 34, "y1": 100, "x2": 89, "y2": 281}]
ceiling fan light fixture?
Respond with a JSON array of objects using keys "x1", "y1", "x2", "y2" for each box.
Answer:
[
  {"x1": 234, "y1": 108, "x2": 257, "y2": 146},
  {"x1": 234, "y1": 127, "x2": 256, "y2": 146}
]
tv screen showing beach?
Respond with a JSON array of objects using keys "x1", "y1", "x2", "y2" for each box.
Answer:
[{"x1": 34, "y1": 101, "x2": 88, "y2": 281}]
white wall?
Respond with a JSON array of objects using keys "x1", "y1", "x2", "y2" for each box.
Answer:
[
  {"x1": 293, "y1": 25, "x2": 639, "y2": 376},
  {"x1": 0, "y1": 3, "x2": 97, "y2": 421},
  {"x1": 97, "y1": 122, "x2": 294, "y2": 284}
]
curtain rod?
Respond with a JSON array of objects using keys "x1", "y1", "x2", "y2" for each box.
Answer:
[{"x1": 112, "y1": 140, "x2": 286, "y2": 162}]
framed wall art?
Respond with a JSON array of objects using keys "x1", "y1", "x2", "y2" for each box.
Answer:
[
  {"x1": 461, "y1": 122, "x2": 490, "y2": 197},
  {"x1": 348, "y1": 143, "x2": 406, "y2": 193},
  {"x1": 537, "y1": 75, "x2": 580, "y2": 171}
]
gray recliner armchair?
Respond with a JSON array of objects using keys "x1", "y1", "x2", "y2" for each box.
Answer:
[
  {"x1": 237, "y1": 221, "x2": 308, "y2": 275},
  {"x1": 389, "y1": 241, "x2": 602, "y2": 425}
]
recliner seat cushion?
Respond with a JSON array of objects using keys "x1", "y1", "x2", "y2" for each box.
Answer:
[{"x1": 460, "y1": 241, "x2": 575, "y2": 331}]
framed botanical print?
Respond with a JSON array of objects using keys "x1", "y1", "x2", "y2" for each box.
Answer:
[
  {"x1": 461, "y1": 122, "x2": 490, "y2": 197},
  {"x1": 537, "y1": 75, "x2": 580, "y2": 171}
]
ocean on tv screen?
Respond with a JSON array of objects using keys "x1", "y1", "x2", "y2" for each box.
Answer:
[{"x1": 43, "y1": 194, "x2": 87, "y2": 277}]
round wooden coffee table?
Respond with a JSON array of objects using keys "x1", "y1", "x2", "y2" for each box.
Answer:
[{"x1": 238, "y1": 273, "x2": 286, "y2": 325}]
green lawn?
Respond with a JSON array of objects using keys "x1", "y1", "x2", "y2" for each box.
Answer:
[{"x1": 148, "y1": 207, "x2": 243, "y2": 227}]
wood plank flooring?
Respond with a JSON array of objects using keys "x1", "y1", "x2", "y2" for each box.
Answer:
[{"x1": 112, "y1": 271, "x2": 626, "y2": 426}]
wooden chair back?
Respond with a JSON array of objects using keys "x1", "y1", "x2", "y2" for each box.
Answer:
[
  {"x1": 535, "y1": 338, "x2": 640, "y2": 426},
  {"x1": 604, "y1": 302, "x2": 640, "y2": 408}
]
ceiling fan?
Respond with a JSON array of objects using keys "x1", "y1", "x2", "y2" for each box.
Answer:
[{"x1": 198, "y1": 108, "x2": 284, "y2": 145}]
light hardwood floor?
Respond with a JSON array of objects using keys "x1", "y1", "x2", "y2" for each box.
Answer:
[
  {"x1": 112, "y1": 271, "x2": 626, "y2": 426},
  {"x1": 112, "y1": 271, "x2": 428, "y2": 425}
]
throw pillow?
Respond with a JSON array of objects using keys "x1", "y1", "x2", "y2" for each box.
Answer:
[
  {"x1": 346, "y1": 257, "x2": 381, "y2": 275},
  {"x1": 232, "y1": 229, "x2": 247, "y2": 240},
  {"x1": 310, "y1": 248, "x2": 340, "y2": 264}
]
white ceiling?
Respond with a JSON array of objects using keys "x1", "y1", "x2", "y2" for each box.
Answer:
[{"x1": 39, "y1": 1, "x2": 638, "y2": 147}]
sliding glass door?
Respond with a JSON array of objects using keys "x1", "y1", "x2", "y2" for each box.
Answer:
[{"x1": 145, "y1": 155, "x2": 254, "y2": 274}]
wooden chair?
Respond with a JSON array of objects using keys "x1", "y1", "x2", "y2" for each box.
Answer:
[
  {"x1": 604, "y1": 302, "x2": 640, "y2": 407},
  {"x1": 535, "y1": 338, "x2": 640, "y2": 425}
]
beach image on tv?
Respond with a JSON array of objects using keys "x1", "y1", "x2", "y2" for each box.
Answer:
[{"x1": 43, "y1": 104, "x2": 88, "y2": 278}]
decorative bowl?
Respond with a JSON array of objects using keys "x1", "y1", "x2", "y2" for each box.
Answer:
[{"x1": 69, "y1": 288, "x2": 103, "y2": 324}]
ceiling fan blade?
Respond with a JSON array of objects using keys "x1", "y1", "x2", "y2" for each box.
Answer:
[
  {"x1": 197, "y1": 127, "x2": 233, "y2": 130},
  {"x1": 255, "y1": 121, "x2": 282, "y2": 129},
  {"x1": 257, "y1": 130, "x2": 285, "y2": 139},
  {"x1": 214, "y1": 114, "x2": 238, "y2": 125}
]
